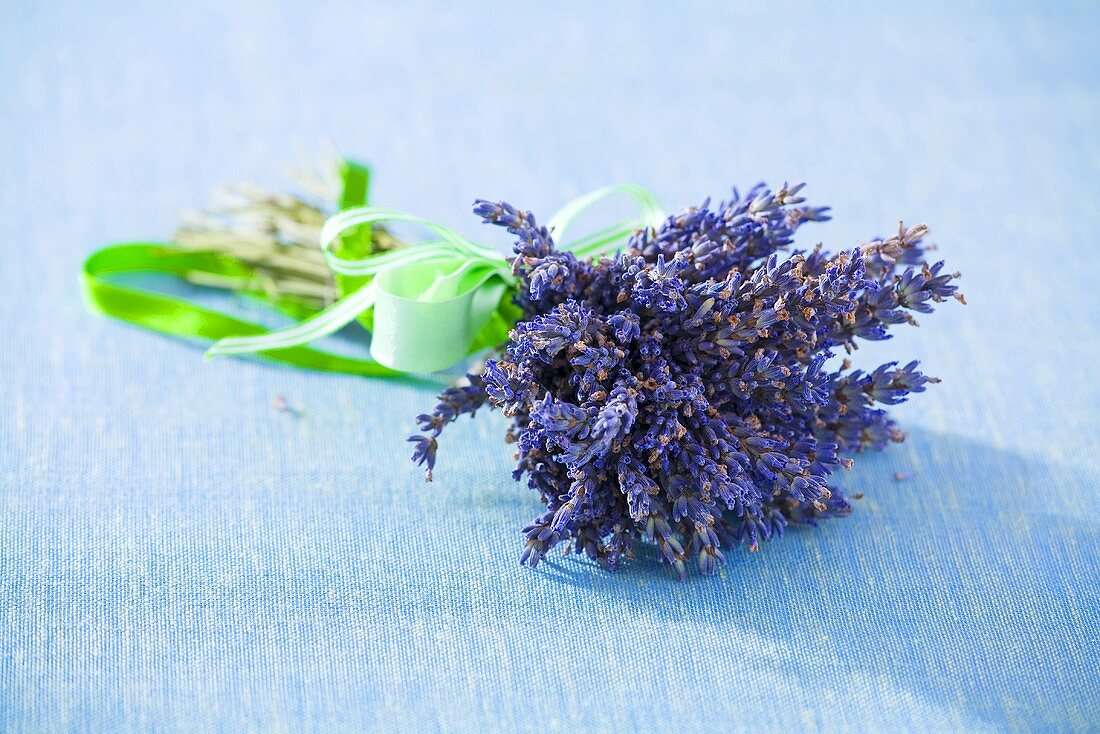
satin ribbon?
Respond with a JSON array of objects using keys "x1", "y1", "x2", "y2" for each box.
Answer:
[{"x1": 83, "y1": 160, "x2": 666, "y2": 378}]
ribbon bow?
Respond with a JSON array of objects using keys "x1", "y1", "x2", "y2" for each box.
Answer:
[{"x1": 83, "y1": 161, "x2": 666, "y2": 378}]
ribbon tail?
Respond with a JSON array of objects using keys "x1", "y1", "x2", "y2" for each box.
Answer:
[
  {"x1": 83, "y1": 243, "x2": 410, "y2": 380},
  {"x1": 206, "y1": 281, "x2": 379, "y2": 358}
]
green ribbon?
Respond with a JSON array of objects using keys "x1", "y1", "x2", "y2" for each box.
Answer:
[
  {"x1": 83, "y1": 161, "x2": 666, "y2": 378},
  {"x1": 83, "y1": 161, "x2": 404, "y2": 378},
  {"x1": 82, "y1": 243, "x2": 404, "y2": 377}
]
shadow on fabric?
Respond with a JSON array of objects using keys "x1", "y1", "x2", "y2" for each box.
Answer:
[{"x1": 529, "y1": 428, "x2": 1099, "y2": 731}]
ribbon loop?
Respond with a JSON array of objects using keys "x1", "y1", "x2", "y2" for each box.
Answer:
[{"x1": 549, "y1": 183, "x2": 667, "y2": 251}]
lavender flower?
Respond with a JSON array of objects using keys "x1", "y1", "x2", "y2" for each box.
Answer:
[{"x1": 412, "y1": 183, "x2": 963, "y2": 577}]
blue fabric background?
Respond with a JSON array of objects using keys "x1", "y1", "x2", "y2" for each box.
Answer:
[{"x1": 2, "y1": 2, "x2": 1098, "y2": 731}]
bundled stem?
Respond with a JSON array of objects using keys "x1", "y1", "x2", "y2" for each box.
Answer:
[{"x1": 171, "y1": 155, "x2": 401, "y2": 311}]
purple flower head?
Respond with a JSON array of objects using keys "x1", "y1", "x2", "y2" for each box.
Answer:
[{"x1": 411, "y1": 183, "x2": 963, "y2": 577}]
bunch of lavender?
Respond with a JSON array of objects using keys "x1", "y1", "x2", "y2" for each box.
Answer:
[{"x1": 410, "y1": 183, "x2": 963, "y2": 577}]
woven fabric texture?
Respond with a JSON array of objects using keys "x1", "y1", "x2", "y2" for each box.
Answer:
[{"x1": 1, "y1": 2, "x2": 1097, "y2": 731}]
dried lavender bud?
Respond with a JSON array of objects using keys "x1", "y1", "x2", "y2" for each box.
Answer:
[{"x1": 411, "y1": 183, "x2": 962, "y2": 577}]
